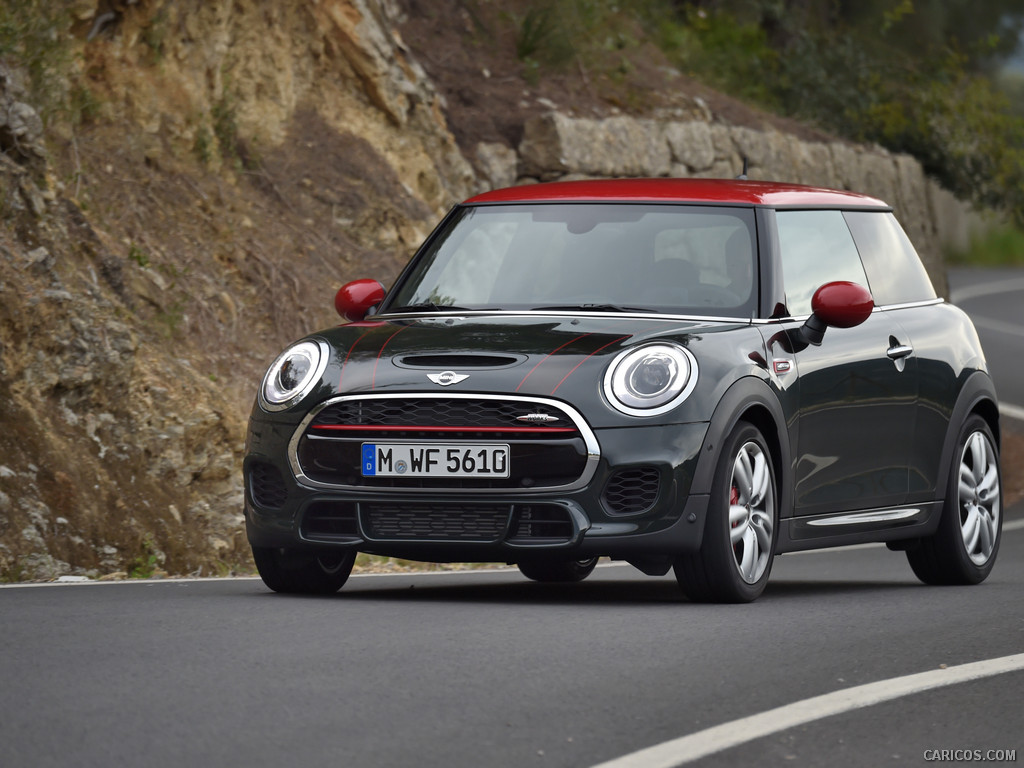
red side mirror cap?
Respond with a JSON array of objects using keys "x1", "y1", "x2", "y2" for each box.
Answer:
[
  {"x1": 811, "y1": 281, "x2": 874, "y2": 328},
  {"x1": 798, "y1": 282, "x2": 874, "y2": 347},
  {"x1": 335, "y1": 279, "x2": 385, "y2": 322}
]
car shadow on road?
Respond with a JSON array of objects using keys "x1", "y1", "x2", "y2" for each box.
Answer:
[{"x1": 249, "y1": 575, "x2": 927, "y2": 605}]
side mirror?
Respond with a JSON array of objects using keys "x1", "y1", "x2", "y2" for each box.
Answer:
[
  {"x1": 799, "y1": 281, "x2": 874, "y2": 346},
  {"x1": 335, "y1": 279, "x2": 386, "y2": 322}
]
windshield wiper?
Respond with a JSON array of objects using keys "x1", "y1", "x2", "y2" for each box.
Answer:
[
  {"x1": 385, "y1": 301, "x2": 473, "y2": 314},
  {"x1": 530, "y1": 303, "x2": 655, "y2": 313}
]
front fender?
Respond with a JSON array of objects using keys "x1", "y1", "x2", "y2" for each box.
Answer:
[
  {"x1": 688, "y1": 375, "x2": 793, "y2": 519},
  {"x1": 932, "y1": 370, "x2": 1000, "y2": 505}
]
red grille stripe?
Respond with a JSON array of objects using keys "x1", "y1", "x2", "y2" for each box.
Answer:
[{"x1": 310, "y1": 425, "x2": 576, "y2": 433}]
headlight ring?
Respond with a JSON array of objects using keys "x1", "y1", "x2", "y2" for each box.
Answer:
[
  {"x1": 603, "y1": 343, "x2": 698, "y2": 417},
  {"x1": 259, "y1": 340, "x2": 329, "y2": 412}
]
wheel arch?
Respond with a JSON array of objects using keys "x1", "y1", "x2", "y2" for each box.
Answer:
[
  {"x1": 936, "y1": 371, "x2": 1001, "y2": 503},
  {"x1": 689, "y1": 376, "x2": 792, "y2": 519}
]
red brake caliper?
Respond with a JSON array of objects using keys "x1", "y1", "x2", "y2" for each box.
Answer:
[{"x1": 730, "y1": 485, "x2": 741, "y2": 551}]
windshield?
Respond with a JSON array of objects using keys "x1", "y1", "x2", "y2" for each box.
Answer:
[{"x1": 383, "y1": 203, "x2": 759, "y2": 318}]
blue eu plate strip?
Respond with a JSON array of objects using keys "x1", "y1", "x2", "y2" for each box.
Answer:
[{"x1": 362, "y1": 444, "x2": 376, "y2": 476}]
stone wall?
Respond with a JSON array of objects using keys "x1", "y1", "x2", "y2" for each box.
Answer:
[{"x1": 476, "y1": 111, "x2": 994, "y2": 296}]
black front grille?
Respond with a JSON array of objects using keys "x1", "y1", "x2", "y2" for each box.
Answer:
[
  {"x1": 299, "y1": 500, "x2": 579, "y2": 545},
  {"x1": 602, "y1": 466, "x2": 661, "y2": 515},
  {"x1": 362, "y1": 503, "x2": 511, "y2": 541},
  {"x1": 296, "y1": 397, "x2": 591, "y2": 490},
  {"x1": 249, "y1": 462, "x2": 288, "y2": 508},
  {"x1": 311, "y1": 398, "x2": 576, "y2": 433}
]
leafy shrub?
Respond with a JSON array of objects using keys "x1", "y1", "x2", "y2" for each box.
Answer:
[
  {"x1": 0, "y1": 1, "x2": 75, "y2": 124},
  {"x1": 659, "y1": 1, "x2": 1024, "y2": 225}
]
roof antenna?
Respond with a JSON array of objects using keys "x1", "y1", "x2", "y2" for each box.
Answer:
[{"x1": 736, "y1": 157, "x2": 749, "y2": 180}]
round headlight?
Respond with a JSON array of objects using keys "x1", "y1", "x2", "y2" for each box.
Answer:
[
  {"x1": 260, "y1": 340, "x2": 328, "y2": 411},
  {"x1": 604, "y1": 343, "x2": 698, "y2": 416}
]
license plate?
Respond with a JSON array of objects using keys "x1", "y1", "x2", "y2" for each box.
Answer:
[{"x1": 361, "y1": 443, "x2": 510, "y2": 478}]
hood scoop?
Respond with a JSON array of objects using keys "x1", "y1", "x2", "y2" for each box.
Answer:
[{"x1": 398, "y1": 354, "x2": 522, "y2": 369}]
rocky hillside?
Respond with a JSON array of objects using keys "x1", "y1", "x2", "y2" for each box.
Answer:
[{"x1": 0, "y1": 0, "x2": 1006, "y2": 580}]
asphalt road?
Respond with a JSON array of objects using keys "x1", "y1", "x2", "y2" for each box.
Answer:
[
  {"x1": 1, "y1": 528, "x2": 1023, "y2": 768},
  {"x1": 2, "y1": 268, "x2": 1022, "y2": 768}
]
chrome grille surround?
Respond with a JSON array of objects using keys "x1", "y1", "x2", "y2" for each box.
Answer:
[{"x1": 288, "y1": 393, "x2": 601, "y2": 494}]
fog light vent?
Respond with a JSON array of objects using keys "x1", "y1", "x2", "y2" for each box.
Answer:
[
  {"x1": 602, "y1": 467, "x2": 661, "y2": 515},
  {"x1": 250, "y1": 462, "x2": 288, "y2": 508}
]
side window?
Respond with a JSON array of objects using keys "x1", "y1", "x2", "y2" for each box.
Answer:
[
  {"x1": 843, "y1": 211, "x2": 936, "y2": 305},
  {"x1": 776, "y1": 210, "x2": 869, "y2": 317}
]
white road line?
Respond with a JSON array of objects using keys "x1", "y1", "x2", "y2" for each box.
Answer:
[
  {"x1": 1001, "y1": 402, "x2": 1024, "y2": 423},
  {"x1": 590, "y1": 653, "x2": 1024, "y2": 768},
  {"x1": 972, "y1": 315, "x2": 1024, "y2": 337},
  {"x1": 948, "y1": 275, "x2": 1024, "y2": 304}
]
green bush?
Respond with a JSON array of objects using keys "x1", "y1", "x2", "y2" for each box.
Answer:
[
  {"x1": 0, "y1": 1, "x2": 75, "y2": 124},
  {"x1": 947, "y1": 225, "x2": 1024, "y2": 266},
  {"x1": 657, "y1": 2, "x2": 1024, "y2": 227}
]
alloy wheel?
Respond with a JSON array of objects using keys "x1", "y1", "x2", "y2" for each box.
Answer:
[
  {"x1": 958, "y1": 430, "x2": 1001, "y2": 566},
  {"x1": 729, "y1": 441, "x2": 775, "y2": 584}
]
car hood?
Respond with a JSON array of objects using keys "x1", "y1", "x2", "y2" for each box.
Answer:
[{"x1": 312, "y1": 313, "x2": 749, "y2": 422}]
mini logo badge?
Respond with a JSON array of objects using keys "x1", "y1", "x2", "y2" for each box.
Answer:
[{"x1": 427, "y1": 371, "x2": 469, "y2": 386}]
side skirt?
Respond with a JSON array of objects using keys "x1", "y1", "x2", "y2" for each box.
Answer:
[{"x1": 775, "y1": 501, "x2": 942, "y2": 554}]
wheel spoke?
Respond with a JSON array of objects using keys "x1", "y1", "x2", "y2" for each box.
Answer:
[
  {"x1": 730, "y1": 516, "x2": 747, "y2": 544},
  {"x1": 962, "y1": 504, "x2": 981, "y2": 554},
  {"x1": 752, "y1": 513, "x2": 772, "y2": 552},
  {"x1": 750, "y1": 453, "x2": 768, "y2": 506},
  {"x1": 739, "y1": 527, "x2": 757, "y2": 580},
  {"x1": 968, "y1": 432, "x2": 987, "y2": 485},
  {"x1": 958, "y1": 474, "x2": 975, "y2": 503},
  {"x1": 733, "y1": 452, "x2": 753, "y2": 504},
  {"x1": 977, "y1": 511, "x2": 994, "y2": 559},
  {"x1": 977, "y1": 464, "x2": 999, "y2": 500},
  {"x1": 729, "y1": 503, "x2": 748, "y2": 527}
]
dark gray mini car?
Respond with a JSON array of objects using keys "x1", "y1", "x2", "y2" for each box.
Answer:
[{"x1": 244, "y1": 178, "x2": 1001, "y2": 602}]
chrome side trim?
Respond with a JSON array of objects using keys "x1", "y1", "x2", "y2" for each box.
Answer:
[
  {"x1": 764, "y1": 298, "x2": 944, "y2": 324},
  {"x1": 878, "y1": 297, "x2": 944, "y2": 312},
  {"x1": 288, "y1": 393, "x2": 602, "y2": 495},
  {"x1": 805, "y1": 508, "x2": 921, "y2": 527}
]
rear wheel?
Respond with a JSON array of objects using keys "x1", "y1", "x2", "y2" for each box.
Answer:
[
  {"x1": 674, "y1": 421, "x2": 776, "y2": 603},
  {"x1": 518, "y1": 558, "x2": 599, "y2": 583},
  {"x1": 252, "y1": 546, "x2": 356, "y2": 594},
  {"x1": 907, "y1": 415, "x2": 1001, "y2": 585}
]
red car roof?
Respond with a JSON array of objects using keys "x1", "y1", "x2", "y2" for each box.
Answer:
[{"x1": 465, "y1": 178, "x2": 890, "y2": 208}]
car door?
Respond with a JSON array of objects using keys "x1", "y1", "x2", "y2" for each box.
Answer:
[{"x1": 774, "y1": 209, "x2": 919, "y2": 517}]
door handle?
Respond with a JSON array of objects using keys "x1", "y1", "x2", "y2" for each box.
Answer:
[{"x1": 887, "y1": 344, "x2": 913, "y2": 360}]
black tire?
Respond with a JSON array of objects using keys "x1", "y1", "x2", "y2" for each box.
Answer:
[
  {"x1": 517, "y1": 558, "x2": 599, "y2": 583},
  {"x1": 252, "y1": 546, "x2": 356, "y2": 594},
  {"x1": 674, "y1": 421, "x2": 777, "y2": 603},
  {"x1": 907, "y1": 415, "x2": 1001, "y2": 585}
]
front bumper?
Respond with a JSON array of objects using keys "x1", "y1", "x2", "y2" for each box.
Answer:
[{"x1": 244, "y1": 416, "x2": 711, "y2": 562}]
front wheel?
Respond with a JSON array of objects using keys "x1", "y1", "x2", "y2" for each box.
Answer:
[
  {"x1": 518, "y1": 558, "x2": 599, "y2": 583},
  {"x1": 907, "y1": 415, "x2": 1001, "y2": 585},
  {"x1": 252, "y1": 546, "x2": 356, "y2": 594},
  {"x1": 674, "y1": 421, "x2": 777, "y2": 603}
]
